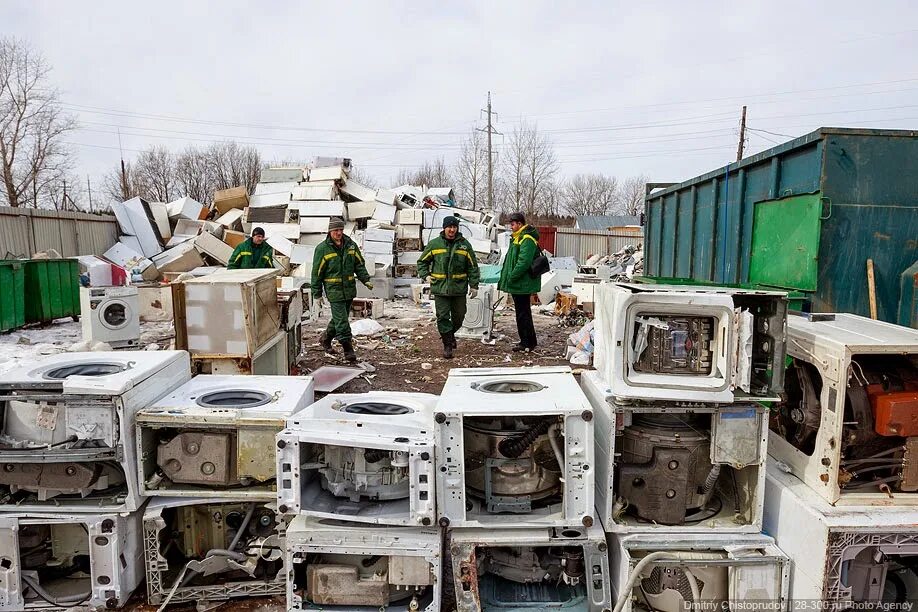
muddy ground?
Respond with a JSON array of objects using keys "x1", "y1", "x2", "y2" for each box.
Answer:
[{"x1": 297, "y1": 299, "x2": 584, "y2": 395}]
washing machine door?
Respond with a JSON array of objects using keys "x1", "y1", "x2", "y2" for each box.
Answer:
[{"x1": 99, "y1": 299, "x2": 133, "y2": 331}]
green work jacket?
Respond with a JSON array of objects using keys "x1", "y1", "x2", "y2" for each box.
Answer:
[
  {"x1": 311, "y1": 234, "x2": 371, "y2": 302},
  {"x1": 417, "y1": 232, "x2": 480, "y2": 296},
  {"x1": 498, "y1": 225, "x2": 541, "y2": 295},
  {"x1": 227, "y1": 238, "x2": 274, "y2": 269}
]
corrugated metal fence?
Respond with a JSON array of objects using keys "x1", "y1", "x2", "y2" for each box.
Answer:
[
  {"x1": 0, "y1": 207, "x2": 118, "y2": 259},
  {"x1": 552, "y1": 227, "x2": 643, "y2": 262}
]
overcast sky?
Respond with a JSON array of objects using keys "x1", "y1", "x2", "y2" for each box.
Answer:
[{"x1": 2, "y1": 1, "x2": 916, "y2": 193}]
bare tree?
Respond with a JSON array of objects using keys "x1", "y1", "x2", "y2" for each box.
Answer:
[
  {"x1": 453, "y1": 130, "x2": 487, "y2": 209},
  {"x1": 562, "y1": 173, "x2": 620, "y2": 216},
  {"x1": 620, "y1": 174, "x2": 648, "y2": 217},
  {"x1": 132, "y1": 147, "x2": 176, "y2": 202},
  {"x1": 502, "y1": 124, "x2": 529, "y2": 213},
  {"x1": 393, "y1": 158, "x2": 451, "y2": 190},
  {"x1": 208, "y1": 141, "x2": 261, "y2": 193},
  {"x1": 0, "y1": 38, "x2": 77, "y2": 208},
  {"x1": 524, "y1": 124, "x2": 558, "y2": 217},
  {"x1": 175, "y1": 147, "x2": 212, "y2": 203},
  {"x1": 347, "y1": 166, "x2": 378, "y2": 188}
]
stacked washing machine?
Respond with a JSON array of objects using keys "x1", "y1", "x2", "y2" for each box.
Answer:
[
  {"x1": 276, "y1": 391, "x2": 443, "y2": 610},
  {"x1": 436, "y1": 366, "x2": 613, "y2": 611},
  {"x1": 134, "y1": 373, "x2": 315, "y2": 609},
  {"x1": 0, "y1": 350, "x2": 191, "y2": 610},
  {"x1": 585, "y1": 283, "x2": 792, "y2": 611},
  {"x1": 764, "y1": 313, "x2": 918, "y2": 604}
]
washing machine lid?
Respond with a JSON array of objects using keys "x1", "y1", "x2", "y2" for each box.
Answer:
[
  {"x1": 139, "y1": 375, "x2": 315, "y2": 422},
  {"x1": 439, "y1": 366, "x2": 592, "y2": 415},
  {"x1": 286, "y1": 392, "x2": 437, "y2": 432},
  {"x1": 0, "y1": 351, "x2": 189, "y2": 395}
]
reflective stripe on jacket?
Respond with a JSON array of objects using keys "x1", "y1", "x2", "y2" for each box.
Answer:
[{"x1": 417, "y1": 232, "x2": 480, "y2": 296}]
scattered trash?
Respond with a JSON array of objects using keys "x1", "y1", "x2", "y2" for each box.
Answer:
[
  {"x1": 565, "y1": 321, "x2": 595, "y2": 365},
  {"x1": 421, "y1": 362, "x2": 433, "y2": 370},
  {"x1": 351, "y1": 318, "x2": 385, "y2": 336}
]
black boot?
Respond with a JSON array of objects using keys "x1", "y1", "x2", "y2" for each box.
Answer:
[
  {"x1": 341, "y1": 339, "x2": 357, "y2": 363},
  {"x1": 320, "y1": 331, "x2": 336, "y2": 354},
  {"x1": 448, "y1": 331, "x2": 458, "y2": 349},
  {"x1": 441, "y1": 333, "x2": 454, "y2": 359}
]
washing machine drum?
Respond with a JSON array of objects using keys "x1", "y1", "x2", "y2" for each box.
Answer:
[{"x1": 99, "y1": 299, "x2": 131, "y2": 330}]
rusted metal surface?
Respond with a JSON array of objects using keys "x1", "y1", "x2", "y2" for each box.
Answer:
[
  {"x1": 452, "y1": 543, "x2": 481, "y2": 611},
  {"x1": 553, "y1": 228, "x2": 643, "y2": 261}
]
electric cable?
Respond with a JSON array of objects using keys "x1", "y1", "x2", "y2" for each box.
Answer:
[{"x1": 21, "y1": 574, "x2": 91, "y2": 607}]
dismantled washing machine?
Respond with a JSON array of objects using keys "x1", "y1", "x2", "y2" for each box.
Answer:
[
  {"x1": 0, "y1": 510, "x2": 143, "y2": 611},
  {"x1": 435, "y1": 367, "x2": 595, "y2": 528},
  {"x1": 79, "y1": 285, "x2": 141, "y2": 349},
  {"x1": 580, "y1": 370, "x2": 766, "y2": 533},
  {"x1": 136, "y1": 375, "x2": 315, "y2": 499},
  {"x1": 593, "y1": 283, "x2": 787, "y2": 403},
  {"x1": 609, "y1": 532, "x2": 790, "y2": 612},
  {"x1": 286, "y1": 515, "x2": 440, "y2": 611},
  {"x1": 769, "y1": 313, "x2": 918, "y2": 505},
  {"x1": 765, "y1": 459, "x2": 918, "y2": 605},
  {"x1": 143, "y1": 497, "x2": 286, "y2": 608},
  {"x1": 449, "y1": 525, "x2": 611, "y2": 612},
  {"x1": 276, "y1": 392, "x2": 437, "y2": 526},
  {"x1": 0, "y1": 351, "x2": 190, "y2": 511}
]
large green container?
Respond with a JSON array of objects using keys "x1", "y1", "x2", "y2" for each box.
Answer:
[
  {"x1": 644, "y1": 128, "x2": 918, "y2": 326},
  {"x1": 23, "y1": 259, "x2": 80, "y2": 325},
  {"x1": 0, "y1": 260, "x2": 26, "y2": 332}
]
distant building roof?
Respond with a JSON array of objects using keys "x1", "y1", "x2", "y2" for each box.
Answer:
[{"x1": 574, "y1": 215, "x2": 640, "y2": 230}]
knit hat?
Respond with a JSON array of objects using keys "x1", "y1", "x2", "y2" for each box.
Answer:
[
  {"x1": 442, "y1": 215, "x2": 460, "y2": 229},
  {"x1": 252, "y1": 226, "x2": 266, "y2": 237},
  {"x1": 508, "y1": 212, "x2": 525, "y2": 224},
  {"x1": 328, "y1": 217, "x2": 345, "y2": 231}
]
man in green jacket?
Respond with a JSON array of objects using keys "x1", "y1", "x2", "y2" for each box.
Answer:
[
  {"x1": 498, "y1": 212, "x2": 540, "y2": 352},
  {"x1": 417, "y1": 215, "x2": 480, "y2": 359},
  {"x1": 227, "y1": 227, "x2": 274, "y2": 269},
  {"x1": 311, "y1": 217, "x2": 373, "y2": 363}
]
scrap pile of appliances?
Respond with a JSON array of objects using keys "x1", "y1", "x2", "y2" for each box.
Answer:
[
  {"x1": 585, "y1": 282, "x2": 793, "y2": 611},
  {"x1": 4, "y1": 280, "x2": 918, "y2": 610}
]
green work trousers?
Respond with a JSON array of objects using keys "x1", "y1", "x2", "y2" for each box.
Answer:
[
  {"x1": 325, "y1": 299, "x2": 353, "y2": 343},
  {"x1": 434, "y1": 295, "x2": 467, "y2": 336}
]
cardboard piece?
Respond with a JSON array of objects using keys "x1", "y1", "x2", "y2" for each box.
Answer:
[
  {"x1": 213, "y1": 186, "x2": 249, "y2": 214},
  {"x1": 223, "y1": 230, "x2": 247, "y2": 249},
  {"x1": 151, "y1": 240, "x2": 205, "y2": 274},
  {"x1": 194, "y1": 232, "x2": 234, "y2": 265},
  {"x1": 166, "y1": 196, "x2": 204, "y2": 221},
  {"x1": 215, "y1": 208, "x2": 244, "y2": 230},
  {"x1": 347, "y1": 200, "x2": 377, "y2": 219},
  {"x1": 340, "y1": 181, "x2": 377, "y2": 202}
]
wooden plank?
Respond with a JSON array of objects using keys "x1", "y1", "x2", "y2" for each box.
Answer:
[{"x1": 867, "y1": 258, "x2": 878, "y2": 320}]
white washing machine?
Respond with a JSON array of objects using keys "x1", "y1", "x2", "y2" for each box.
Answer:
[
  {"x1": 79, "y1": 286, "x2": 141, "y2": 348},
  {"x1": 456, "y1": 284, "x2": 499, "y2": 340},
  {"x1": 136, "y1": 375, "x2": 315, "y2": 499},
  {"x1": 435, "y1": 366, "x2": 595, "y2": 529},
  {"x1": 449, "y1": 525, "x2": 611, "y2": 612},
  {"x1": 276, "y1": 392, "x2": 437, "y2": 527},
  {"x1": 143, "y1": 497, "x2": 286, "y2": 609},
  {"x1": 285, "y1": 515, "x2": 441, "y2": 611},
  {"x1": 0, "y1": 510, "x2": 144, "y2": 611},
  {"x1": 0, "y1": 350, "x2": 190, "y2": 512}
]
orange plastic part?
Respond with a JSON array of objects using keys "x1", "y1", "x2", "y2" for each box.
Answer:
[{"x1": 872, "y1": 391, "x2": 918, "y2": 437}]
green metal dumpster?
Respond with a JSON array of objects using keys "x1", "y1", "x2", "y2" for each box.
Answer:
[
  {"x1": 23, "y1": 259, "x2": 80, "y2": 325},
  {"x1": 644, "y1": 128, "x2": 918, "y2": 326},
  {"x1": 0, "y1": 260, "x2": 26, "y2": 332}
]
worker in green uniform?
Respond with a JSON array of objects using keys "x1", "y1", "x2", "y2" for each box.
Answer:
[
  {"x1": 311, "y1": 217, "x2": 373, "y2": 363},
  {"x1": 227, "y1": 226, "x2": 274, "y2": 269},
  {"x1": 498, "y1": 212, "x2": 540, "y2": 352},
  {"x1": 417, "y1": 215, "x2": 480, "y2": 359}
]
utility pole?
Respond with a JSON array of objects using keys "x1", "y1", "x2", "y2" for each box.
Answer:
[
  {"x1": 477, "y1": 91, "x2": 500, "y2": 210},
  {"x1": 736, "y1": 105, "x2": 747, "y2": 162},
  {"x1": 87, "y1": 175, "x2": 93, "y2": 212},
  {"x1": 118, "y1": 127, "x2": 129, "y2": 200},
  {"x1": 62, "y1": 179, "x2": 67, "y2": 211}
]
